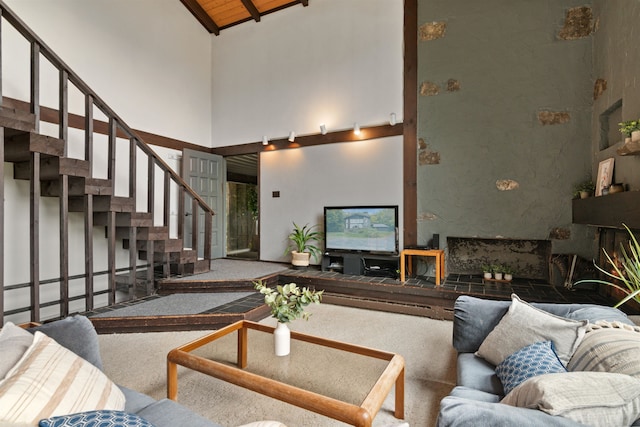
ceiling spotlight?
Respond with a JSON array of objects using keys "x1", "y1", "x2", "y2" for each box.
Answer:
[
  {"x1": 262, "y1": 136, "x2": 269, "y2": 146},
  {"x1": 353, "y1": 123, "x2": 361, "y2": 135},
  {"x1": 320, "y1": 124, "x2": 327, "y2": 135},
  {"x1": 390, "y1": 113, "x2": 397, "y2": 126},
  {"x1": 288, "y1": 131, "x2": 296, "y2": 142}
]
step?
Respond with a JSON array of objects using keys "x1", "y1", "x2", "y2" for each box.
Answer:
[
  {"x1": 41, "y1": 177, "x2": 113, "y2": 197},
  {"x1": 117, "y1": 226, "x2": 168, "y2": 241},
  {"x1": 136, "y1": 238, "x2": 183, "y2": 253},
  {"x1": 4, "y1": 132, "x2": 64, "y2": 162},
  {"x1": 93, "y1": 212, "x2": 153, "y2": 227},
  {"x1": 177, "y1": 259, "x2": 210, "y2": 275},
  {"x1": 14, "y1": 157, "x2": 90, "y2": 180},
  {"x1": 0, "y1": 106, "x2": 36, "y2": 135},
  {"x1": 69, "y1": 195, "x2": 135, "y2": 213}
]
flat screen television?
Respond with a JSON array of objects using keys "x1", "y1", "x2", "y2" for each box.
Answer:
[{"x1": 324, "y1": 205, "x2": 399, "y2": 254}]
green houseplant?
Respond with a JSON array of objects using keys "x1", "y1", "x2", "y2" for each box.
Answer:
[
  {"x1": 619, "y1": 120, "x2": 640, "y2": 138},
  {"x1": 573, "y1": 180, "x2": 595, "y2": 199},
  {"x1": 254, "y1": 280, "x2": 324, "y2": 356},
  {"x1": 285, "y1": 222, "x2": 323, "y2": 267},
  {"x1": 574, "y1": 224, "x2": 640, "y2": 308}
]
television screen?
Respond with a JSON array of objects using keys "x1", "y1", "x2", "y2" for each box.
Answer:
[{"x1": 324, "y1": 206, "x2": 398, "y2": 254}]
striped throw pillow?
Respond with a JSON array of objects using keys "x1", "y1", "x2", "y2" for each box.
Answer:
[
  {"x1": 568, "y1": 324, "x2": 640, "y2": 377},
  {"x1": 0, "y1": 331, "x2": 125, "y2": 425}
]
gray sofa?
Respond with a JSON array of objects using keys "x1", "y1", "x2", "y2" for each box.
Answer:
[
  {"x1": 0, "y1": 315, "x2": 283, "y2": 427},
  {"x1": 437, "y1": 295, "x2": 639, "y2": 427}
]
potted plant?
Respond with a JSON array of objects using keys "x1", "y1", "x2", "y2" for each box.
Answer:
[
  {"x1": 619, "y1": 119, "x2": 640, "y2": 142},
  {"x1": 285, "y1": 222, "x2": 323, "y2": 267},
  {"x1": 503, "y1": 265, "x2": 514, "y2": 282},
  {"x1": 254, "y1": 280, "x2": 324, "y2": 356},
  {"x1": 481, "y1": 264, "x2": 492, "y2": 280},
  {"x1": 492, "y1": 264, "x2": 504, "y2": 281},
  {"x1": 574, "y1": 224, "x2": 640, "y2": 308},
  {"x1": 573, "y1": 180, "x2": 595, "y2": 199}
]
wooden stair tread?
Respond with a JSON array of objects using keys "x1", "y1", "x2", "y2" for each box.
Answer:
[
  {"x1": 0, "y1": 106, "x2": 36, "y2": 134},
  {"x1": 4, "y1": 132, "x2": 64, "y2": 162}
]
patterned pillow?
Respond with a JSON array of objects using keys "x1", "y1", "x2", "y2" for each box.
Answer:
[
  {"x1": 0, "y1": 332, "x2": 125, "y2": 425},
  {"x1": 568, "y1": 323, "x2": 640, "y2": 377},
  {"x1": 39, "y1": 411, "x2": 155, "y2": 427},
  {"x1": 496, "y1": 341, "x2": 567, "y2": 395},
  {"x1": 501, "y1": 371, "x2": 640, "y2": 427}
]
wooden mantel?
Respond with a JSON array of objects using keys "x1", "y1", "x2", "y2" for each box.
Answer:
[{"x1": 572, "y1": 191, "x2": 640, "y2": 229}]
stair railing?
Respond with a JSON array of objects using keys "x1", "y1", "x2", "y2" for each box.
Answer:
[{"x1": 0, "y1": 1, "x2": 214, "y2": 323}]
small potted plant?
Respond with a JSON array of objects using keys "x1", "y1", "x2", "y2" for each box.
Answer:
[
  {"x1": 619, "y1": 119, "x2": 640, "y2": 142},
  {"x1": 573, "y1": 180, "x2": 595, "y2": 199},
  {"x1": 284, "y1": 222, "x2": 323, "y2": 267},
  {"x1": 503, "y1": 265, "x2": 514, "y2": 282},
  {"x1": 492, "y1": 264, "x2": 504, "y2": 281},
  {"x1": 481, "y1": 264, "x2": 492, "y2": 280},
  {"x1": 254, "y1": 280, "x2": 324, "y2": 356}
]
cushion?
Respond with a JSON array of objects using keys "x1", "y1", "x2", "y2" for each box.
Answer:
[
  {"x1": 501, "y1": 372, "x2": 640, "y2": 427},
  {"x1": 0, "y1": 322, "x2": 34, "y2": 380},
  {"x1": 29, "y1": 315, "x2": 103, "y2": 370},
  {"x1": 39, "y1": 410, "x2": 155, "y2": 427},
  {"x1": 476, "y1": 294, "x2": 588, "y2": 366},
  {"x1": 0, "y1": 331, "x2": 125, "y2": 425},
  {"x1": 568, "y1": 323, "x2": 640, "y2": 377},
  {"x1": 496, "y1": 341, "x2": 567, "y2": 395},
  {"x1": 457, "y1": 353, "x2": 504, "y2": 395}
]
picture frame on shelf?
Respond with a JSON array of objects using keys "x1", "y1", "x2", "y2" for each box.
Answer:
[{"x1": 596, "y1": 157, "x2": 614, "y2": 196}]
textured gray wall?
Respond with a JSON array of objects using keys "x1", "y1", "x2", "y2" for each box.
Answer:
[
  {"x1": 416, "y1": 0, "x2": 595, "y2": 257},
  {"x1": 592, "y1": 0, "x2": 640, "y2": 191}
]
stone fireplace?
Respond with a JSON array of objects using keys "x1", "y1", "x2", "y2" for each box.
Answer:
[{"x1": 447, "y1": 237, "x2": 552, "y2": 282}]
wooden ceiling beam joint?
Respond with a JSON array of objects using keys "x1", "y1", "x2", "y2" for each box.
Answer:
[
  {"x1": 240, "y1": 0, "x2": 261, "y2": 22},
  {"x1": 180, "y1": 0, "x2": 220, "y2": 35}
]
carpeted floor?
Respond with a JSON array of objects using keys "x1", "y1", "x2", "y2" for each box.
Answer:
[
  {"x1": 99, "y1": 304, "x2": 457, "y2": 427},
  {"x1": 171, "y1": 259, "x2": 290, "y2": 281}
]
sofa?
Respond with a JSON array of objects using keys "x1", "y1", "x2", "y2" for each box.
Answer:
[
  {"x1": 437, "y1": 294, "x2": 640, "y2": 427},
  {"x1": 0, "y1": 315, "x2": 286, "y2": 427}
]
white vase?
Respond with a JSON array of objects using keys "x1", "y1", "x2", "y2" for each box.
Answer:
[
  {"x1": 504, "y1": 273, "x2": 513, "y2": 282},
  {"x1": 633, "y1": 130, "x2": 640, "y2": 142},
  {"x1": 493, "y1": 272, "x2": 503, "y2": 281},
  {"x1": 483, "y1": 272, "x2": 492, "y2": 279},
  {"x1": 274, "y1": 322, "x2": 290, "y2": 356}
]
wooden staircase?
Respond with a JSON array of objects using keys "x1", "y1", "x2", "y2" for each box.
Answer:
[{"x1": 0, "y1": 1, "x2": 214, "y2": 323}]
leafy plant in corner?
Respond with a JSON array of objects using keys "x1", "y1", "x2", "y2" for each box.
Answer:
[
  {"x1": 254, "y1": 280, "x2": 324, "y2": 323},
  {"x1": 284, "y1": 222, "x2": 323, "y2": 262},
  {"x1": 574, "y1": 224, "x2": 640, "y2": 308}
]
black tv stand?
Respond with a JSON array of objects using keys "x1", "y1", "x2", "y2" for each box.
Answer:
[{"x1": 321, "y1": 252, "x2": 399, "y2": 278}]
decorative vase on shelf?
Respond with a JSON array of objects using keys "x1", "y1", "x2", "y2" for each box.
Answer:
[
  {"x1": 504, "y1": 273, "x2": 513, "y2": 282},
  {"x1": 633, "y1": 130, "x2": 640, "y2": 142},
  {"x1": 483, "y1": 272, "x2": 492, "y2": 280},
  {"x1": 274, "y1": 322, "x2": 290, "y2": 356},
  {"x1": 494, "y1": 272, "x2": 503, "y2": 281}
]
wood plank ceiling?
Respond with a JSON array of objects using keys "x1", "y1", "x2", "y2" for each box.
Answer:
[{"x1": 180, "y1": 0, "x2": 309, "y2": 35}]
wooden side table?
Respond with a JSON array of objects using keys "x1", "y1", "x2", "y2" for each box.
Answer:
[{"x1": 400, "y1": 248, "x2": 445, "y2": 285}]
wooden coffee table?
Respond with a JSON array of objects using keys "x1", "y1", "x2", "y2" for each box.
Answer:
[{"x1": 167, "y1": 320, "x2": 405, "y2": 427}]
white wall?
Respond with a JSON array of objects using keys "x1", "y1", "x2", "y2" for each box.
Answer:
[
  {"x1": 260, "y1": 137, "x2": 403, "y2": 262},
  {"x1": 2, "y1": 0, "x2": 212, "y2": 322},
  {"x1": 4, "y1": 0, "x2": 213, "y2": 146},
  {"x1": 210, "y1": 0, "x2": 404, "y2": 262},
  {"x1": 211, "y1": 0, "x2": 403, "y2": 144}
]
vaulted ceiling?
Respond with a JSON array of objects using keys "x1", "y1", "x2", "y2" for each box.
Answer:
[{"x1": 180, "y1": 0, "x2": 309, "y2": 35}]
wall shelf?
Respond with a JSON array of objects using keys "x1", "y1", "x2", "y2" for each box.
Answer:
[{"x1": 572, "y1": 191, "x2": 640, "y2": 229}]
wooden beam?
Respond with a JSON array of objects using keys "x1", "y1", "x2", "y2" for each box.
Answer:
[
  {"x1": 240, "y1": 0, "x2": 261, "y2": 22},
  {"x1": 211, "y1": 123, "x2": 403, "y2": 157},
  {"x1": 403, "y1": 0, "x2": 418, "y2": 247},
  {"x1": 180, "y1": 0, "x2": 220, "y2": 35}
]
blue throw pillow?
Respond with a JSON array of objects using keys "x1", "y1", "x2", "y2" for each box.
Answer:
[
  {"x1": 39, "y1": 410, "x2": 155, "y2": 427},
  {"x1": 496, "y1": 340, "x2": 567, "y2": 395}
]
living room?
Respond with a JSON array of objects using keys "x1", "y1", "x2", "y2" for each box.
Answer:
[
  {"x1": 4, "y1": 0, "x2": 639, "y2": 325},
  {"x1": 2, "y1": 1, "x2": 640, "y2": 425}
]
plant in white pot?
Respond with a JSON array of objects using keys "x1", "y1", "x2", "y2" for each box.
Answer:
[
  {"x1": 619, "y1": 119, "x2": 640, "y2": 142},
  {"x1": 284, "y1": 222, "x2": 323, "y2": 267},
  {"x1": 481, "y1": 264, "x2": 492, "y2": 280},
  {"x1": 492, "y1": 264, "x2": 504, "y2": 281},
  {"x1": 254, "y1": 280, "x2": 324, "y2": 356}
]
